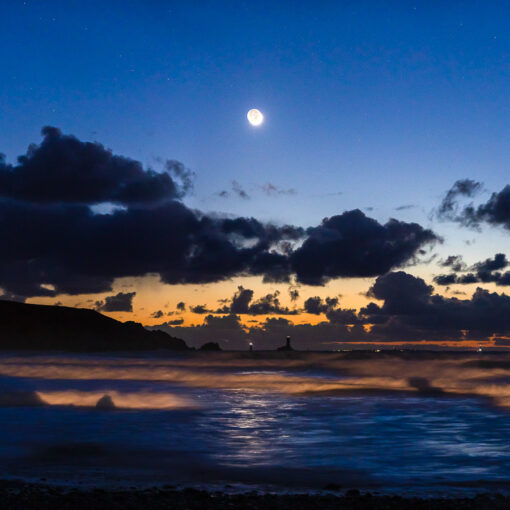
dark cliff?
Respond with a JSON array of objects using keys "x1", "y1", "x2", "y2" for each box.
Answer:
[{"x1": 0, "y1": 300, "x2": 188, "y2": 351}]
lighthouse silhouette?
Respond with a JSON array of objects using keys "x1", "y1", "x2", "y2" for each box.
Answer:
[{"x1": 277, "y1": 336, "x2": 293, "y2": 351}]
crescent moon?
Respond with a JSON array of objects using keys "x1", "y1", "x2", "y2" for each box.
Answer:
[{"x1": 247, "y1": 109, "x2": 264, "y2": 126}]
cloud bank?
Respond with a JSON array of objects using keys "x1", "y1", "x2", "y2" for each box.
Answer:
[
  {"x1": 95, "y1": 291, "x2": 136, "y2": 312},
  {"x1": 434, "y1": 253, "x2": 510, "y2": 287},
  {"x1": 438, "y1": 179, "x2": 510, "y2": 231},
  {"x1": 0, "y1": 128, "x2": 437, "y2": 298},
  {"x1": 154, "y1": 271, "x2": 510, "y2": 348}
]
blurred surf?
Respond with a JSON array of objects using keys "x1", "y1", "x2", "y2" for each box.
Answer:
[{"x1": 2, "y1": 351, "x2": 510, "y2": 495}]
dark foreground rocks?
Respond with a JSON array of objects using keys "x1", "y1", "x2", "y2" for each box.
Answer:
[{"x1": 1, "y1": 484, "x2": 510, "y2": 510}]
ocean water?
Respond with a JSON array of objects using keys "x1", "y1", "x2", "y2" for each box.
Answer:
[{"x1": 1, "y1": 351, "x2": 510, "y2": 495}]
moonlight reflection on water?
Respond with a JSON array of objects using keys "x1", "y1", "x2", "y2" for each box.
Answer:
[{"x1": 1, "y1": 352, "x2": 510, "y2": 494}]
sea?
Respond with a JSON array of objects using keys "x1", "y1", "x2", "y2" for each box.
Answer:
[{"x1": 1, "y1": 350, "x2": 510, "y2": 496}]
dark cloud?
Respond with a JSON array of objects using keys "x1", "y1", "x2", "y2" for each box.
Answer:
[
  {"x1": 0, "y1": 129, "x2": 438, "y2": 298},
  {"x1": 437, "y1": 179, "x2": 483, "y2": 221},
  {"x1": 474, "y1": 253, "x2": 508, "y2": 273},
  {"x1": 365, "y1": 272, "x2": 433, "y2": 315},
  {"x1": 95, "y1": 291, "x2": 135, "y2": 312},
  {"x1": 2, "y1": 199, "x2": 299, "y2": 298},
  {"x1": 176, "y1": 301, "x2": 186, "y2": 312},
  {"x1": 303, "y1": 296, "x2": 339, "y2": 315},
  {"x1": 395, "y1": 204, "x2": 416, "y2": 211},
  {"x1": 434, "y1": 274, "x2": 458, "y2": 286},
  {"x1": 302, "y1": 295, "x2": 359, "y2": 326},
  {"x1": 290, "y1": 210, "x2": 438, "y2": 285},
  {"x1": 0, "y1": 127, "x2": 191, "y2": 206},
  {"x1": 0, "y1": 292, "x2": 26, "y2": 303},
  {"x1": 439, "y1": 255, "x2": 466, "y2": 272},
  {"x1": 303, "y1": 296, "x2": 326, "y2": 315},
  {"x1": 163, "y1": 160, "x2": 195, "y2": 197},
  {"x1": 434, "y1": 253, "x2": 510, "y2": 286},
  {"x1": 167, "y1": 318, "x2": 184, "y2": 326},
  {"x1": 0, "y1": 187, "x2": 300, "y2": 298},
  {"x1": 324, "y1": 307, "x2": 360, "y2": 325},
  {"x1": 261, "y1": 183, "x2": 297, "y2": 196},
  {"x1": 228, "y1": 286, "x2": 254, "y2": 313},
  {"x1": 192, "y1": 287, "x2": 354, "y2": 321},
  {"x1": 232, "y1": 180, "x2": 249, "y2": 199},
  {"x1": 498, "y1": 273, "x2": 510, "y2": 286},
  {"x1": 457, "y1": 185, "x2": 510, "y2": 229},
  {"x1": 154, "y1": 271, "x2": 510, "y2": 348},
  {"x1": 216, "y1": 286, "x2": 298, "y2": 315},
  {"x1": 438, "y1": 181, "x2": 510, "y2": 231},
  {"x1": 218, "y1": 180, "x2": 250, "y2": 199},
  {"x1": 151, "y1": 310, "x2": 164, "y2": 319},
  {"x1": 219, "y1": 217, "x2": 303, "y2": 245},
  {"x1": 362, "y1": 272, "x2": 510, "y2": 342},
  {"x1": 457, "y1": 273, "x2": 481, "y2": 284},
  {"x1": 219, "y1": 182, "x2": 296, "y2": 199},
  {"x1": 245, "y1": 290, "x2": 298, "y2": 315},
  {"x1": 190, "y1": 305, "x2": 209, "y2": 314},
  {"x1": 288, "y1": 288, "x2": 300, "y2": 301}
]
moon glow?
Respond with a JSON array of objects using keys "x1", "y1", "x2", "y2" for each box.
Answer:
[{"x1": 247, "y1": 108, "x2": 264, "y2": 126}]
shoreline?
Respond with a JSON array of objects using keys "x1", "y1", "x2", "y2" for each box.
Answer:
[{"x1": 2, "y1": 483, "x2": 510, "y2": 509}]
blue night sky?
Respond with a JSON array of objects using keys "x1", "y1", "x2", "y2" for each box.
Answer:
[{"x1": 2, "y1": 1, "x2": 510, "y2": 347}]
